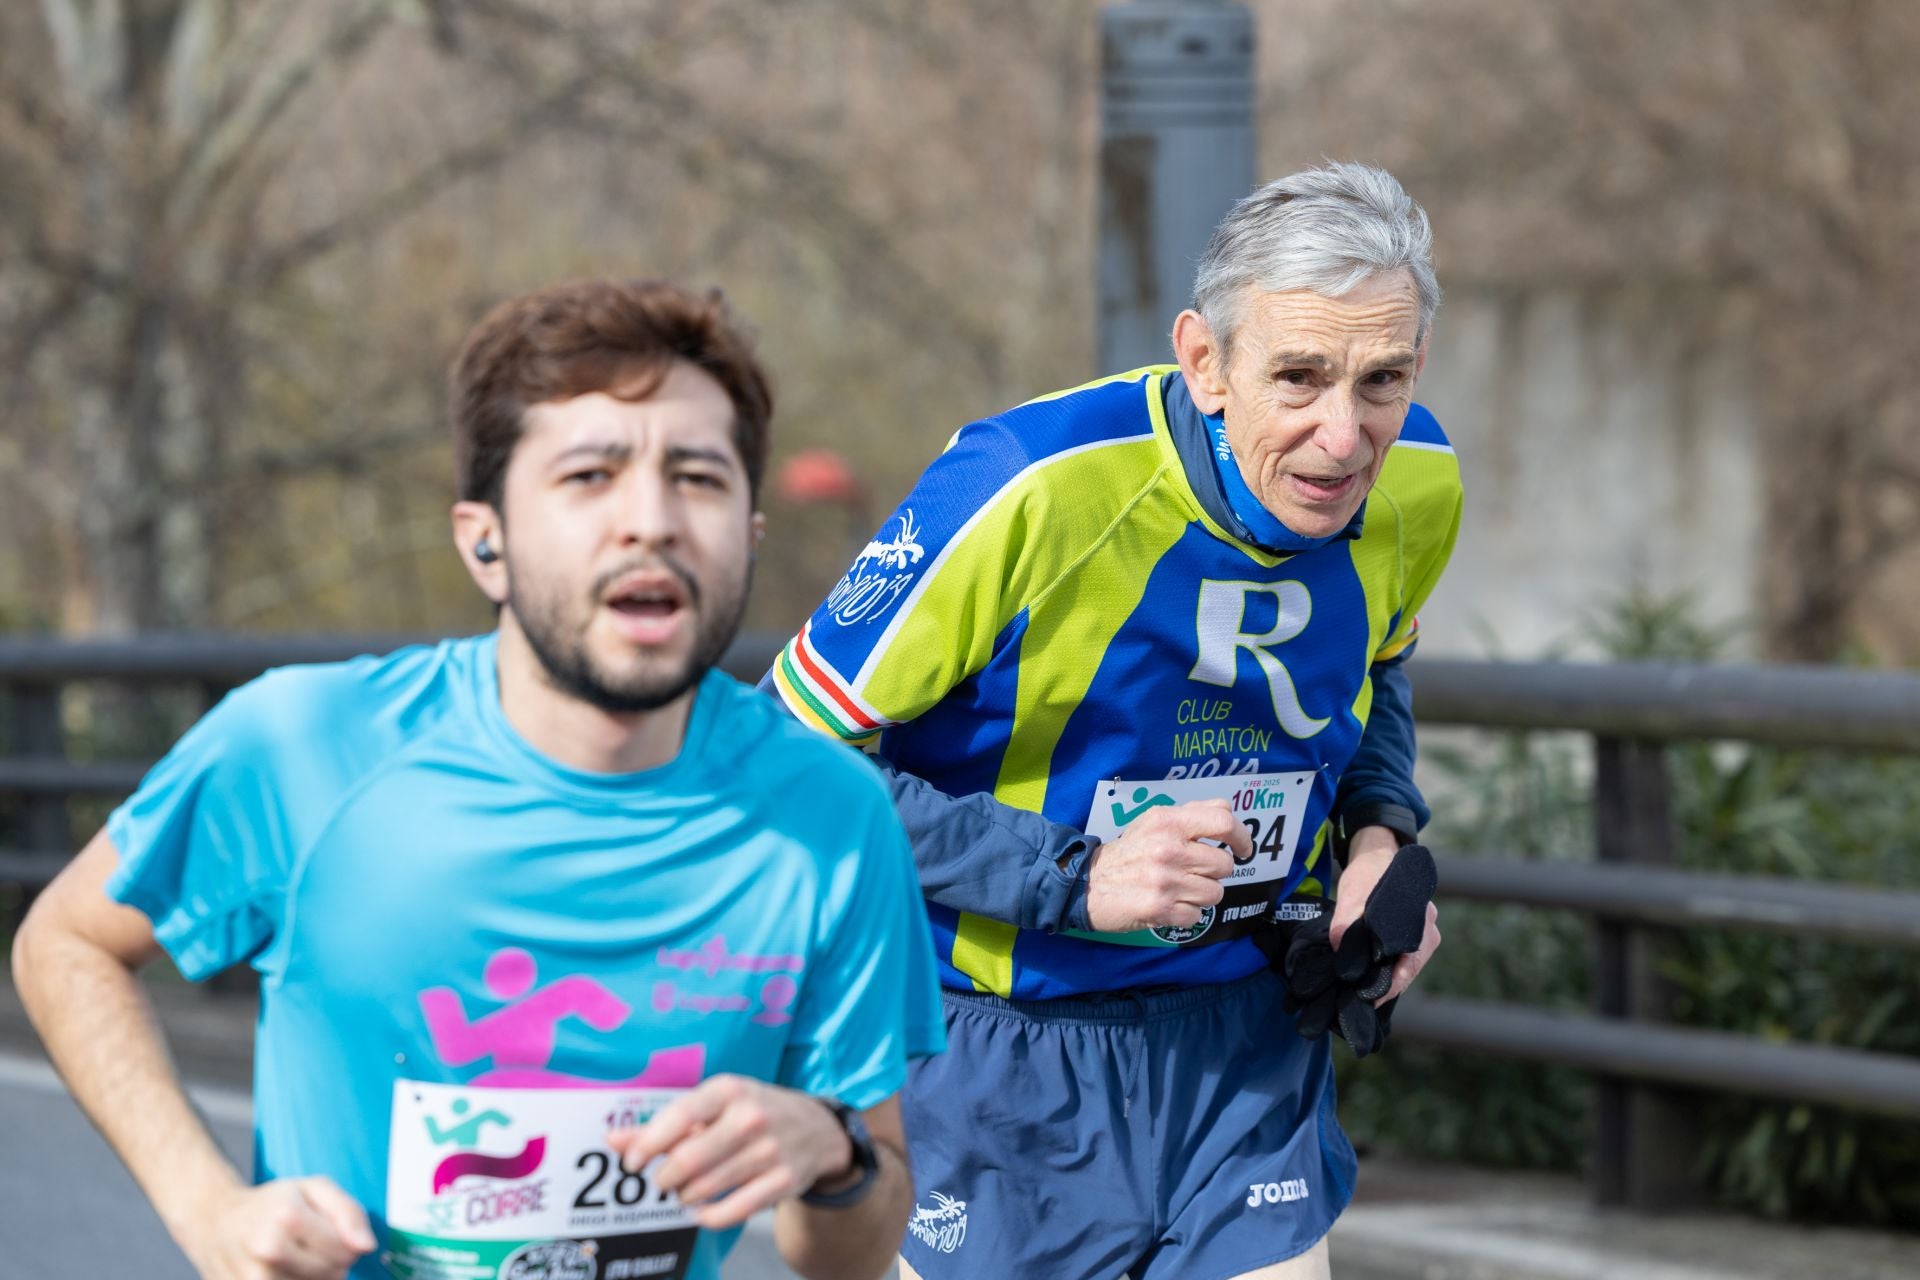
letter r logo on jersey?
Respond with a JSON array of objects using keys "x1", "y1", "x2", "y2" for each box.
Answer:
[{"x1": 1189, "y1": 580, "x2": 1331, "y2": 739}]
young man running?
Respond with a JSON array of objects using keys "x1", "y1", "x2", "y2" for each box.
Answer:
[{"x1": 13, "y1": 279, "x2": 944, "y2": 1280}]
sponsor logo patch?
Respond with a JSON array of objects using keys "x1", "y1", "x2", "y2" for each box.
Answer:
[
  {"x1": 827, "y1": 510, "x2": 927, "y2": 625},
  {"x1": 909, "y1": 1190, "x2": 968, "y2": 1254},
  {"x1": 1246, "y1": 1178, "x2": 1311, "y2": 1208}
]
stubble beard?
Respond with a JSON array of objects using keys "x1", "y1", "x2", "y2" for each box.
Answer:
[{"x1": 511, "y1": 554, "x2": 752, "y2": 715}]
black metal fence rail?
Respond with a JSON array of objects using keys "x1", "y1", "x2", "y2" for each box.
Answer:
[
  {"x1": 4, "y1": 638, "x2": 1919, "y2": 1208},
  {"x1": 1411, "y1": 657, "x2": 1920, "y2": 752},
  {"x1": 1408, "y1": 656, "x2": 1920, "y2": 1208},
  {"x1": 0, "y1": 633, "x2": 782, "y2": 887}
]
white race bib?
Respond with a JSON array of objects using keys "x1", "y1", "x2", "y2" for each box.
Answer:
[
  {"x1": 386, "y1": 1081, "x2": 697, "y2": 1280},
  {"x1": 1066, "y1": 771, "x2": 1316, "y2": 947}
]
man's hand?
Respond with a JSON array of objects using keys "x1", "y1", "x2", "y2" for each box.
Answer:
[
  {"x1": 1329, "y1": 826, "x2": 1441, "y2": 1005},
  {"x1": 1083, "y1": 799, "x2": 1252, "y2": 933},
  {"x1": 179, "y1": 1177, "x2": 375, "y2": 1280},
  {"x1": 606, "y1": 1076, "x2": 854, "y2": 1230}
]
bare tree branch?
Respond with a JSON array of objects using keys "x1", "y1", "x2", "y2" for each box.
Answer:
[
  {"x1": 245, "y1": 72, "x2": 605, "y2": 288},
  {"x1": 35, "y1": 0, "x2": 90, "y2": 107},
  {"x1": 471, "y1": 0, "x2": 1006, "y2": 379},
  {"x1": 0, "y1": 39, "x2": 68, "y2": 142},
  {"x1": 239, "y1": 0, "x2": 784, "y2": 291},
  {"x1": 632, "y1": 103, "x2": 1007, "y2": 382},
  {"x1": 165, "y1": 0, "x2": 404, "y2": 234},
  {"x1": 192, "y1": 0, "x2": 305, "y2": 133},
  {"x1": 0, "y1": 274, "x2": 86, "y2": 403},
  {"x1": 161, "y1": 0, "x2": 222, "y2": 137},
  {"x1": 15, "y1": 232, "x2": 122, "y2": 291},
  {"x1": 225, "y1": 426, "x2": 443, "y2": 482},
  {"x1": 216, "y1": 514, "x2": 452, "y2": 625}
]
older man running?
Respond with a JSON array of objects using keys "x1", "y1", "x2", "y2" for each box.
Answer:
[{"x1": 768, "y1": 162, "x2": 1461, "y2": 1279}]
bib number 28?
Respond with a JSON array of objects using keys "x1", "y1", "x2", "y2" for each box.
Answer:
[{"x1": 574, "y1": 1150, "x2": 656, "y2": 1209}]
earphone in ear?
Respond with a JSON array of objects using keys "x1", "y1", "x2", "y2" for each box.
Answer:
[{"x1": 473, "y1": 538, "x2": 499, "y2": 564}]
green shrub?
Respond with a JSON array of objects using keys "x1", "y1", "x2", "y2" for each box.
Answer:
[
  {"x1": 1661, "y1": 743, "x2": 1920, "y2": 1222},
  {"x1": 1341, "y1": 594, "x2": 1920, "y2": 1226}
]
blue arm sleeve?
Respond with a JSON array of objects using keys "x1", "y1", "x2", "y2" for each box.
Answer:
[
  {"x1": 1334, "y1": 643, "x2": 1431, "y2": 839},
  {"x1": 757, "y1": 671, "x2": 1095, "y2": 933}
]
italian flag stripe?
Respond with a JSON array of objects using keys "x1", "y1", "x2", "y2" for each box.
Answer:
[
  {"x1": 793, "y1": 625, "x2": 884, "y2": 732},
  {"x1": 771, "y1": 652, "x2": 845, "y2": 737},
  {"x1": 777, "y1": 646, "x2": 871, "y2": 742}
]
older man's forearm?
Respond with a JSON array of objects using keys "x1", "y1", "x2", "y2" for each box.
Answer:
[{"x1": 873, "y1": 754, "x2": 1095, "y2": 933}]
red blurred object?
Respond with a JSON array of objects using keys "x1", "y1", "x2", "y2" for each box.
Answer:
[{"x1": 776, "y1": 449, "x2": 863, "y2": 505}]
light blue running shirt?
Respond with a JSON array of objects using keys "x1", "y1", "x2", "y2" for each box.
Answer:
[{"x1": 106, "y1": 635, "x2": 945, "y2": 1280}]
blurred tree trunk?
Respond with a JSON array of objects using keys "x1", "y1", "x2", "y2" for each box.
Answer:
[{"x1": 15, "y1": 0, "x2": 404, "y2": 632}]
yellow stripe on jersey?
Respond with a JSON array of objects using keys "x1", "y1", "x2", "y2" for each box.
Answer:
[
  {"x1": 1374, "y1": 626, "x2": 1420, "y2": 664},
  {"x1": 989, "y1": 481, "x2": 1192, "y2": 814},
  {"x1": 1376, "y1": 442, "x2": 1463, "y2": 655},
  {"x1": 854, "y1": 435, "x2": 1164, "y2": 723},
  {"x1": 769, "y1": 654, "x2": 839, "y2": 735},
  {"x1": 1016, "y1": 364, "x2": 1167, "y2": 408},
  {"x1": 950, "y1": 913, "x2": 1020, "y2": 996},
  {"x1": 939, "y1": 461, "x2": 1187, "y2": 995},
  {"x1": 1297, "y1": 820, "x2": 1333, "y2": 898},
  {"x1": 1345, "y1": 482, "x2": 1404, "y2": 730}
]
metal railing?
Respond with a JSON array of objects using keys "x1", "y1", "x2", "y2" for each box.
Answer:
[
  {"x1": 4, "y1": 638, "x2": 1919, "y2": 1210},
  {"x1": 1405, "y1": 658, "x2": 1920, "y2": 1209},
  {"x1": 0, "y1": 633, "x2": 776, "y2": 888}
]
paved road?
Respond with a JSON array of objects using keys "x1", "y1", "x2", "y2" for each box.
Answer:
[
  {"x1": 0, "y1": 1051, "x2": 239, "y2": 1276},
  {"x1": 0, "y1": 1051, "x2": 815, "y2": 1279}
]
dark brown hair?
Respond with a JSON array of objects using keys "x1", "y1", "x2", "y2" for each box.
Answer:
[{"x1": 450, "y1": 279, "x2": 773, "y2": 509}]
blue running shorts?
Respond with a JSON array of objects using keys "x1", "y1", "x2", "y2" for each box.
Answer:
[{"x1": 899, "y1": 971, "x2": 1354, "y2": 1280}]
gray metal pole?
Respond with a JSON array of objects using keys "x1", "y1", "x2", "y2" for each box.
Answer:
[{"x1": 1097, "y1": 0, "x2": 1255, "y2": 375}]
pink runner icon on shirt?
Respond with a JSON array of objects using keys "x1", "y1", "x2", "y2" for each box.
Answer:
[{"x1": 418, "y1": 947, "x2": 704, "y2": 1088}]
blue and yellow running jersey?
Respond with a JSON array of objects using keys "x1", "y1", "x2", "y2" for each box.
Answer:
[{"x1": 772, "y1": 367, "x2": 1462, "y2": 999}]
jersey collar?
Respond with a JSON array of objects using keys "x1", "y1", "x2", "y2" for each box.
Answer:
[
  {"x1": 1161, "y1": 372, "x2": 1366, "y2": 554},
  {"x1": 468, "y1": 632, "x2": 725, "y2": 804}
]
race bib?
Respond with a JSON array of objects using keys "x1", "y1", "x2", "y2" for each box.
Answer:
[
  {"x1": 1065, "y1": 771, "x2": 1316, "y2": 948},
  {"x1": 386, "y1": 1081, "x2": 697, "y2": 1280}
]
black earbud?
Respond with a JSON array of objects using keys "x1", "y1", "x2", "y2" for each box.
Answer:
[{"x1": 474, "y1": 538, "x2": 499, "y2": 564}]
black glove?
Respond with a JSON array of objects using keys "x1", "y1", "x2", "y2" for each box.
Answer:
[{"x1": 1274, "y1": 844, "x2": 1438, "y2": 1059}]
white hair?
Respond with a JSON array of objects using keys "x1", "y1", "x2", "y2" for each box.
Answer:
[{"x1": 1192, "y1": 161, "x2": 1440, "y2": 353}]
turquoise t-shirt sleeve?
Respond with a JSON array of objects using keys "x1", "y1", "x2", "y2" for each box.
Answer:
[
  {"x1": 104, "y1": 675, "x2": 306, "y2": 982},
  {"x1": 779, "y1": 790, "x2": 947, "y2": 1109}
]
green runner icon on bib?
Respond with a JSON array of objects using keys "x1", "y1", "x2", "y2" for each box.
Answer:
[{"x1": 1065, "y1": 771, "x2": 1316, "y2": 948}]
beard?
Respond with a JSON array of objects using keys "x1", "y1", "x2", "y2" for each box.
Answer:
[{"x1": 509, "y1": 550, "x2": 752, "y2": 715}]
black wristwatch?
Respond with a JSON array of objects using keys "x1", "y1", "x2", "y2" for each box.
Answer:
[{"x1": 799, "y1": 1098, "x2": 879, "y2": 1208}]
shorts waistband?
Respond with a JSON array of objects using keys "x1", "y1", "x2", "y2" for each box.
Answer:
[{"x1": 939, "y1": 970, "x2": 1274, "y2": 1025}]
